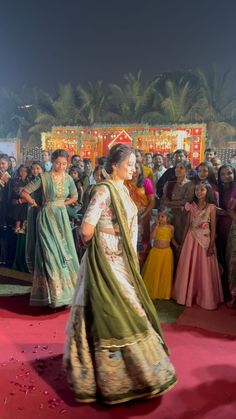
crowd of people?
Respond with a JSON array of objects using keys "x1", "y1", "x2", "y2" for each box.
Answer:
[
  {"x1": 0, "y1": 146, "x2": 236, "y2": 308},
  {"x1": 134, "y1": 148, "x2": 236, "y2": 310},
  {"x1": 0, "y1": 144, "x2": 235, "y2": 403}
]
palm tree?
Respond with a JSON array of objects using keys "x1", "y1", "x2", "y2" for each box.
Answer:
[
  {"x1": 0, "y1": 88, "x2": 22, "y2": 137},
  {"x1": 76, "y1": 80, "x2": 109, "y2": 125},
  {"x1": 0, "y1": 86, "x2": 58, "y2": 145},
  {"x1": 195, "y1": 66, "x2": 236, "y2": 122},
  {"x1": 53, "y1": 83, "x2": 81, "y2": 125},
  {"x1": 158, "y1": 77, "x2": 202, "y2": 123},
  {"x1": 108, "y1": 71, "x2": 161, "y2": 123},
  {"x1": 28, "y1": 84, "x2": 82, "y2": 144},
  {"x1": 27, "y1": 90, "x2": 56, "y2": 145}
]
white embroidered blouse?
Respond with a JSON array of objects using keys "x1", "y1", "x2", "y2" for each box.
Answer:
[{"x1": 83, "y1": 183, "x2": 138, "y2": 251}]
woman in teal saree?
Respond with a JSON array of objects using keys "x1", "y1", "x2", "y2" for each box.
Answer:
[
  {"x1": 64, "y1": 144, "x2": 176, "y2": 405},
  {"x1": 21, "y1": 150, "x2": 79, "y2": 308}
]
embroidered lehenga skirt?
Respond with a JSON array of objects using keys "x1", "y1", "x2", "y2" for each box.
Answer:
[{"x1": 64, "y1": 232, "x2": 176, "y2": 404}]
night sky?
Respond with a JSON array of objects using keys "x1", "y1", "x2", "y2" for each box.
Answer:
[{"x1": 1, "y1": 0, "x2": 236, "y2": 91}]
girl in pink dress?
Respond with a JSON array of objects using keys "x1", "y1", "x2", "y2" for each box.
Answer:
[{"x1": 173, "y1": 181, "x2": 224, "y2": 310}]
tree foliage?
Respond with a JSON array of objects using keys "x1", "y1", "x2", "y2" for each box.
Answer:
[{"x1": 0, "y1": 67, "x2": 236, "y2": 145}]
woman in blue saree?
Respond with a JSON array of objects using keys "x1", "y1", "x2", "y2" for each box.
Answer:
[{"x1": 21, "y1": 149, "x2": 79, "y2": 308}]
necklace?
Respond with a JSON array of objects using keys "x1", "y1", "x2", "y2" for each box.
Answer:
[
  {"x1": 197, "y1": 201, "x2": 207, "y2": 210},
  {"x1": 51, "y1": 171, "x2": 66, "y2": 197}
]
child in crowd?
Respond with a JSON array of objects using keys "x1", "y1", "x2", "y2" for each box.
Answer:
[
  {"x1": 9, "y1": 164, "x2": 30, "y2": 233},
  {"x1": 69, "y1": 165, "x2": 79, "y2": 182},
  {"x1": 195, "y1": 162, "x2": 218, "y2": 204},
  {"x1": 142, "y1": 207, "x2": 178, "y2": 300},
  {"x1": 30, "y1": 161, "x2": 43, "y2": 177},
  {"x1": 173, "y1": 181, "x2": 224, "y2": 310}
]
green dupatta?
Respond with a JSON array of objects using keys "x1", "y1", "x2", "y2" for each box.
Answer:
[{"x1": 86, "y1": 180, "x2": 168, "y2": 353}]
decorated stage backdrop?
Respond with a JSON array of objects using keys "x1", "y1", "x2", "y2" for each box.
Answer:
[{"x1": 41, "y1": 124, "x2": 206, "y2": 167}]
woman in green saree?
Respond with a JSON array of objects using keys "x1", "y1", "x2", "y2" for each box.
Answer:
[
  {"x1": 21, "y1": 149, "x2": 79, "y2": 308},
  {"x1": 64, "y1": 144, "x2": 176, "y2": 405}
]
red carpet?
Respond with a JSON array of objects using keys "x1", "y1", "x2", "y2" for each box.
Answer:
[
  {"x1": 0, "y1": 295, "x2": 236, "y2": 419},
  {"x1": 177, "y1": 304, "x2": 236, "y2": 336}
]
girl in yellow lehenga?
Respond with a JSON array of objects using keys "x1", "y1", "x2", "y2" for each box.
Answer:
[{"x1": 142, "y1": 207, "x2": 179, "y2": 300}]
